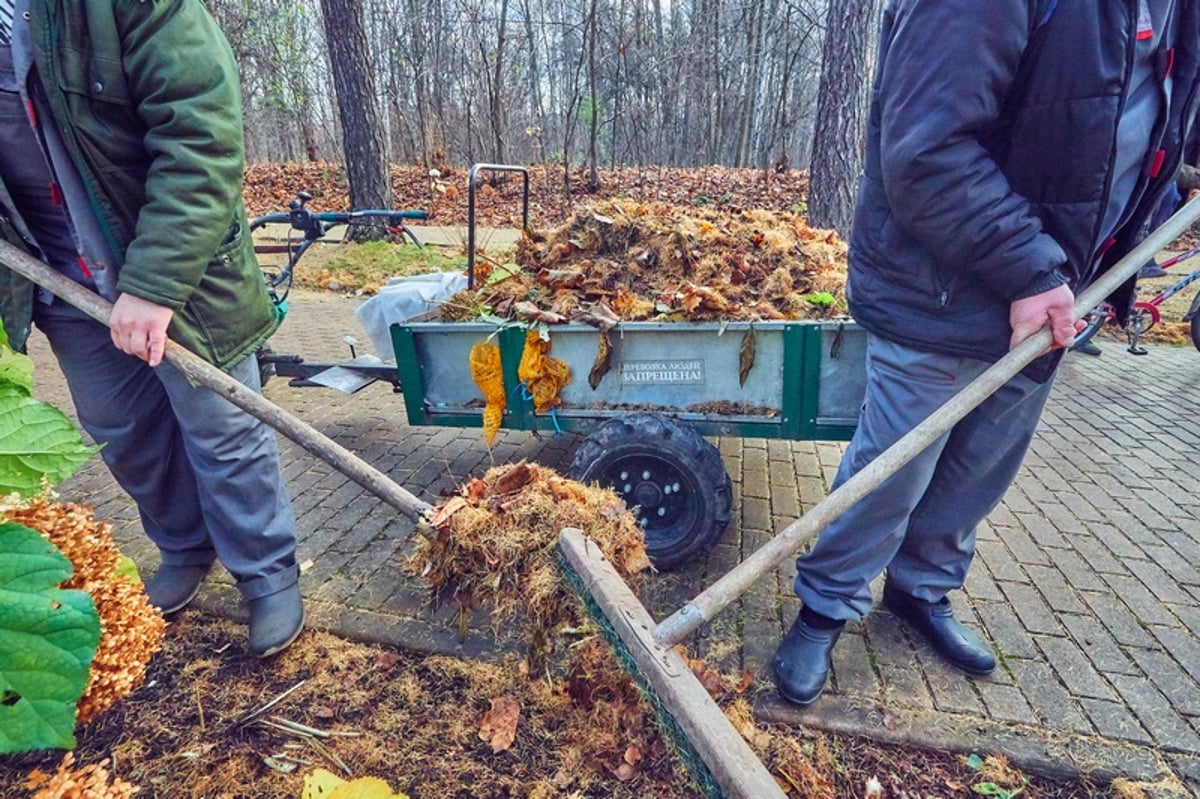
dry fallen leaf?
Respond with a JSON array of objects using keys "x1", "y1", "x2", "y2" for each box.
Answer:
[
  {"x1": 479, "y1": 696, "x2": 521, "y2": 753},
  {"x1": 623, "y1": 744, "x2": 642, "y2": 766},
  {"x1": 428, "y1": 496, "x2": 468, "y2": 527}
]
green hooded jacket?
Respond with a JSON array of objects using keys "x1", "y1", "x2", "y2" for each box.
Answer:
[{"x1": 0, "y1": 0, "x2": 279, "y2": 369}]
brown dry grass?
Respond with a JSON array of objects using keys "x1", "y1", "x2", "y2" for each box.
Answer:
[{"x1": 0, "y1": 611, "x2": 1127, "y2": 799}]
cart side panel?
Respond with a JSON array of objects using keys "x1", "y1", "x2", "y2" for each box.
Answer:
[
  {"x1": 811, "y1": 323, "x2": 868, "y2": 440},
  {"x1": 393, "y1": 320, "x2": 867, "y2": 441}
]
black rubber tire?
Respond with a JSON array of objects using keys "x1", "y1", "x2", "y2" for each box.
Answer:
[
  {"x1": 1191, "y1": 314, "x2": 1200, "y2": 352},
  {"x1": 568, "y1": 412, "x2": 732, "y2": 570}
]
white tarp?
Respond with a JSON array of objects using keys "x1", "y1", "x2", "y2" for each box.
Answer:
[{"x1": 354, "y1": 271, "x2": 467, "y2": 360}]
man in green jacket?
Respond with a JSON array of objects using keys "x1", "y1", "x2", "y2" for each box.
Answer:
[{"x1": 0, "y1": 0, "x2": 304, "y2": 658}]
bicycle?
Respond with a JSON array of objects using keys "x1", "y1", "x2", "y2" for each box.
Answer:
[
  {"x1": 1073, "y1": 243, "x2": 1200, "y2": 355},
  {"x1": 248, "y1": 190, "x2": 429, "y2": 306},
  {"x1": 248, "y1": 190, "x2": 429, "y2": 385}
]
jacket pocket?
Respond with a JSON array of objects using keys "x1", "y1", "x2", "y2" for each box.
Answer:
[
  {"x1": 171, "y1": 217, "x2": 279, "y2": 368},
  {"x1": 55, "y1": 48, "x2": 145, "y2": 172}
]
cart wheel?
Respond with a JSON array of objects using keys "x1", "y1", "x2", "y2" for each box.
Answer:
[
  {"x1": 568, "y1": 413, "x2": 732, "y2": 570},
  {"x1": 256, "y1": 344, "x2": 276, "y2": 388}
]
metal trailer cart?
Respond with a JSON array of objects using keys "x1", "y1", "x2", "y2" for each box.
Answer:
[
  {"x1": 260, "y1": 163, "x2": 868, "y2": 570},
  {"x1": 390, "y1": 317, "x2": 867, "y2": 569}
]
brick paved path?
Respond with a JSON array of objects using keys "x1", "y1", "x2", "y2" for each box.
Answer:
[{"x1": 29, "y1": 290, "x2": 1200, "y2": 794}]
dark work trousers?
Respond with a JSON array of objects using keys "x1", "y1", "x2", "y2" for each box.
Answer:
[
  {"x1": 794, "y1": 333, "x2": 1055, "y2": 621},
  {"x1": 34, "y1": 300, "x2": 299, "y2": 601}
]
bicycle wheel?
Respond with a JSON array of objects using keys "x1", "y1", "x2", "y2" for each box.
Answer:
[{"x1": 1191, "y1": 314, "x2": 1200, "y2": 352}]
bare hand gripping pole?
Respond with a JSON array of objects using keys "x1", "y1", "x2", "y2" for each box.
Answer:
[
  {"x1": 0, "y1": 240, "x2": 432, "y2": 522},
  {"x1": 652, "y1": 193, "x2": 1200, "y2": 647}
]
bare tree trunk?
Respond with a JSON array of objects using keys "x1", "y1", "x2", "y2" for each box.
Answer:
[
  {"x1": 735, "y1": 2, "x2": 765, "y2": 167},
  {"x1": 807, "y1": 0, "x2": 882, "y2": 237},
  {"x1": 319, "y1": 0, "x2": 392, "y2": 240},
  {"x1": 489, "y1": 0, "x2": 511, "y2": 163},
  {"x1": 585, "y1": 0, "x2": 600, "y2": 192}
]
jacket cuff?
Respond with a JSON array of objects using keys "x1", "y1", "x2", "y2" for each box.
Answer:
[{"x1": 1011, "y1": 268, "x2": 1068, "y2": 301}]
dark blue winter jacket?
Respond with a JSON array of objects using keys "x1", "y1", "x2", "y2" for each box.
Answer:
[{"x1": 848, "y1": 0, "x2": 1200, "y2": 379}]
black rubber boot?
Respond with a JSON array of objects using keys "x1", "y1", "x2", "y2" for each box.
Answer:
[
  {"x1": 143, "y1": 564, "x2": 210, "y2": 614},
  {"x1": 883, "y1": 583, "x2": 995, "y2": 675},
  {"x1": 247, "y1": 583, "x2": 305, "y2": 659},
  {"x1": 772, "y1": 614, "x2": 844, "y2": 706}
]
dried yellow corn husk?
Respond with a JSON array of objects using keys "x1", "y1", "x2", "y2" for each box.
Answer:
[
  {"x1": 469, "y1": 341, "x2": 506, "y2": 446},
  {"x1": 517, "y1": 331, "x2": 570, "y2": 414}
]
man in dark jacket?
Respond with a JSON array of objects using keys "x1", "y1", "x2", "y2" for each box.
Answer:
[
  {"x1": 0, "y1": 0, "x2": 304, "y2": 658},
  {"x1": 775, "y1": 0, "x2": 1199, "y2": 706}
]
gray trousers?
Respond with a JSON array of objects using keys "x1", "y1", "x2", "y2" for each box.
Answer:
[
  {"x1": 35, "y1": 301, "x2": 299, "y2": 601},
  {"x1": 795, "y1": 333, "x2": 1054, "y2": 621}
]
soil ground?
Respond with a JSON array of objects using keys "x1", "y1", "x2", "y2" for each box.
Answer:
[{"x1": 1, "y1": 613, "x2": 1116, "y2": 799}]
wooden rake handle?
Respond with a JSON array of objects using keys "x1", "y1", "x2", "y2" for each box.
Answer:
[
  {"x1": 653, "y1": 194, "x2": 1200, "y2": 646},
  {"x1": 0, "y1": 240, "x2": 432, "y2": 522}
]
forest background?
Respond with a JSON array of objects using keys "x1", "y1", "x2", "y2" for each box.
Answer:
[{"x1": 206, "y1": 0, "x2": 883, "y2": 234}]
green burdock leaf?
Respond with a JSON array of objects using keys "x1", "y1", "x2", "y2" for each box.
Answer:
[
  {"x1": 0, "y1": 324, "x2": 34, "y2": 397},
  {"x1": 0, "y1": 393, "x2": 99, "y2": 496},
  {"x1": 0, "y1": 521, "x2": 101, "y2": 753}
]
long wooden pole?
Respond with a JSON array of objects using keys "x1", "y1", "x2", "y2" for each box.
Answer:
[
  {"x1": 0, "y1": 240, "x2": 432, "y2": 521},
  {"x1": 653, "y1": 194, "x2": 1200, "y2": 646}
]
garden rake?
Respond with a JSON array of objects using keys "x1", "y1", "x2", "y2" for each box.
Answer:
[
  {"x1": 0, "y1": 239, "x2": 433, "y2": 525},
  {"x1": 558, "y1": 193, "x2": 1200, "y2": 799}
]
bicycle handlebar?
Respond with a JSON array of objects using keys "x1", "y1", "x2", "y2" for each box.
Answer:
[{"x1": 249, "y1": 207, "x2": 429, "y2": 234}]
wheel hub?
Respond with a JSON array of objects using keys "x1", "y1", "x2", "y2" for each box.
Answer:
[{"x1": 633, "y1": 480, "x2": 664, "y2": 508}]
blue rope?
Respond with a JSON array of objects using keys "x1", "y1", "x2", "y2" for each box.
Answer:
[{"x1": 516, "y1": 381, "x2": 564, "y2": 436}]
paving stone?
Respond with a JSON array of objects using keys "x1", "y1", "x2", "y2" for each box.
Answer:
[
  {"x1": 1057, "y1": 491, "x2": 1111, "y2": 524},
  {"x1": 1150, "y1": 627, "x2": 1200, "y2": 685},
  {"x1": 1143, "y1": 543, "x2": 1200, "y2": 587},
  {"x1": 1101, "y1": 573, "x2": 1184, "y2": 627},
  {"x1": 1124, "y1": 557, "x2": 1197, "y2": 604},
  {"x1": 1109, "y1": 674, "x2": 1200, "y2": 753},
  {"x1": 1078, "y1": 697, "x2": 1154, "y2": 745},
  {"x1": 1000, "y1": 581, "x2": 1062, "y2": 636},
  {"x1": 1006, "y1": 658, "x2": 1094, "y2": 734},
  {"x1": 831, "y1": 629, "x2": 880, "y2": 703},
  {"x1": 1127, "y1": 647, "x2": 1200, "y2": 718},
  {"x1": 769, "y1": 486, "x2": 802, "y2": 521},
  {"x1": 1024, "y1": 563, "x2": 1089, "y2": 614},
  {"x1": 1074, "y1": 531, "x2": 1135, "y2": 574},
  {"x1": 1080, "y1": 590, "x2": 1159, "y2": 648},
  {"x1": 977, "y1": 681, "x2": 1036, "y2": 725},
  {"x1": 795, "y1": 475, "x2": 827, "y2": 507},
  {"x1": 740, "y1": 494, "x2": 771, "y2": 532},
  {"x1": 922, "y1": 661, "x2": 984, "y2": 716},
  {"x1": 1168, "y1": 754, "x2": 1200, "y2": 799},
  {"x1": 1036, "y1": 634, "x2": 1117, "y2": 701},
  {"x1": 741, "y1": 468, "x2": 770, "y2": 499},
  {"x1": 963, "y1": 560, "x2": 1005, "y2": 602},
  {"x1": 864, "y1": 613, "x2": 934, "y2": 711},
  {"x1": 1060, "y1": 613, "x2": 1138, "y2": 676},
  {"x1": 975, "y1": 601, "x2": 1039, "y2": 659},
  {"x1": 1003, "y1": 520, "x2": 1054, "y2": 566},
  {"x1": 976, "y1": 538, "x2": 1028, "y2": 583}
]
